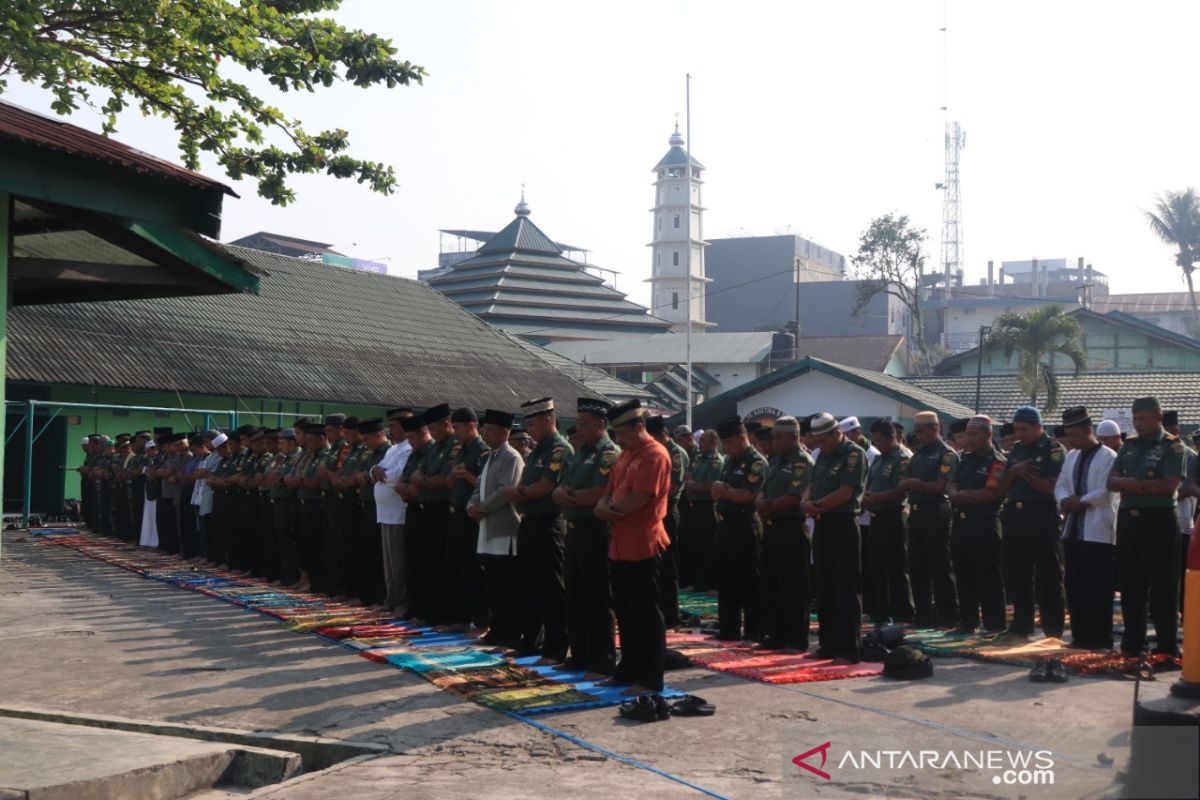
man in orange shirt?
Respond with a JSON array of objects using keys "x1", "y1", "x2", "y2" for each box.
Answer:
[{"x1": 596, "y1": 399, "x2": 672, "y2": 695}]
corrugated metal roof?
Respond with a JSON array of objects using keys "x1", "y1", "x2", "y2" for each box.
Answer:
[
  {"x1": 0, "y1": 101, "x2": 234, "y2": 195},
  {"x1": 547, "y1": 333, "x2": 776, "y2": 365},
  {"x1": 795, "y1": 335, "x2": 906, "y2": 372},
  {"x1": 510, "y1": 337, "x2": 655, "y2": 402},
  {"x1": 908, "y1": 373, "x2": 1200, "y2": 422},
  {"x1": 677, "y1": 357, "x2": 975, "y2": 429},
  {"x1": 7, "y1": 245, "x2": 598, "y2": 411},
  {"x1": 1090, "y1": 293, "x2": 1196, "y2": 314}
]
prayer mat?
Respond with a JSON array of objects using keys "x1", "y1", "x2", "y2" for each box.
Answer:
[
  {"x1": 473, "y1": 684, "x2": 600, "y2": 714},
  {"x1": 284, "y1": 614, "x2": 388, "y2": 633},
  {"x1": 314, "y1": 623, "x2": 423, "y2": 640},
  {"x1": 511, "y1": 656, "x2": 686, "y2": 714},
  {"x1": 677, "y1": 591, "x2": 719, "y2": 620},
  {"x1": 423, "y1": 664, "x2": 557, "y2": 700},
  {"x1": 702, "y1": 651, "x2": 884, "y2": 684},
  {"x1": 384, "y1": 647, "x2": 507, "y2": 673},
  {"x1": 340, "y1": 636, "x2": 415, "y2": 652}
]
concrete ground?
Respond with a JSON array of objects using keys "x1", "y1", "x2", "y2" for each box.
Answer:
[{"x1": 0, "y1": 530, "x2": 1184, "y2": 799}]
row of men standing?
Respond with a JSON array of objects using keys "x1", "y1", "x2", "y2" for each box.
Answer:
[{"x1": 677, "y1": 397, "x2": 1189, "y2": 665}]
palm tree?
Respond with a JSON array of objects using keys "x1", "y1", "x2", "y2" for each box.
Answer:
[
  {"x1": 1145, "y1": 188, "x2": 1200, "y2": 322},
  {"x1": 991, "y1": 304, "x2": 1086, "y2": 411}
]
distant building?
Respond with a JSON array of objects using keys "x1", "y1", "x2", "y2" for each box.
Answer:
[
  {"x1": 1090, "y1": 292, "x2": 1198, "y2": 338},
  {"x1": 675, "y1": 356, "x2": 973, "y2": 432},
  {"x1": 705, "y1": 236, "x2": 847, "y2": 333},
  {"x1": 227, "y1": 231, "x2": 341, "y2": 259},
  {"x1": 425, "y1": 196, "x2": 671, "y2": 342},
  {"x1": 546, "y1": 331, "x2": 908, "y2": 413},
  {"x1": 934, "y1": 307, "x2": 1200, "y2": 376},
  {"x1": 648, "y1": 123, "x2": 711, "y2": 332}
]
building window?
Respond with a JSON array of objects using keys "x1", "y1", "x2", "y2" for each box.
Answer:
[
  {"x1": 673, "y1": 251, "x2": 680, "y2": 266},
  {"x1": 673, "y1": 214, "x2": 680, "y2": 229},
  {"x1": 672, "y1": 292, "x2": 679, "y2": 311}
]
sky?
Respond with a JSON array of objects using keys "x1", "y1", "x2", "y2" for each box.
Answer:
[{"x1": 7, "y1": 0, "x2": 1200, "y2": 308}]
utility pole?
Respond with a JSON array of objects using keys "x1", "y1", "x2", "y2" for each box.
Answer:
[{"x1": 974, "y1": 324, "x2": 992, "y2": 413}]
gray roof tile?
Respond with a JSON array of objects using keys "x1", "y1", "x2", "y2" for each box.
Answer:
[{"x1": 7, "y1": 244, "x2": 598, "y2": 411}]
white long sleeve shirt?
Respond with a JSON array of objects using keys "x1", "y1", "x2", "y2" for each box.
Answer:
[
  {"x1": 191, "y1": 452, "x2": 222, "y2": 515},
  {"x1": 374, "y1": 440, "x2": 412, "y2": 525},
  {"x1": 1054, "y1": 444, "x2": 1119, "y2": 545}
]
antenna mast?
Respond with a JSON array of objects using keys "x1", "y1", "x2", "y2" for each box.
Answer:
[{"x1": 939, "y1": 5, "x2": 964, "y2": 304}]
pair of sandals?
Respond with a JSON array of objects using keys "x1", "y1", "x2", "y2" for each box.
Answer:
[
  {"x1": 1029, "y1": 658, "x2": 1068, "y2": 683},
  {"x1": 619, "y1": 694, "x2": 716, "y2": 722}
]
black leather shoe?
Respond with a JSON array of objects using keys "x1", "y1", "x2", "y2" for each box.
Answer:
[
  {"x1": 1029, "y1": 660, "x2": 1050, "y2": 683},
  {"x1": 1047, "y1": 659, "x2": 1068, "y2": 683}
]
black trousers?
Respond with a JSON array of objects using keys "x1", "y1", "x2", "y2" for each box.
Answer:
[
  {"x1": 761, "y1": 515, "x2": 810, "y2": 650},
  {"x1": 869, "y1": 509, "x2": 916, "y2": 623},
  {"x1": 298, "y1": 497, "x2": 324, "y2": 587},
  {"x1": 99, "y1": 482, "x2": 114, "y2": 537},
  {"x1": 564, "y1": 518, "x2": 615, "y2": 674},
  {"x1": 131, "y1": 478, "x2": 145, "y2": 543},
  {"x1": 209, "y1": 491, "x2": 228, "y2": 564},
  {"x1": 658, "y1": 500, "x2": 681, "y2": 628},
  {"x1": 860, "y1": 522, "x2": 874, "y2": 620},
  {"x1": 688, "y1": 499, "x2": 719, "y2": 591},
  {"x1": 338, "y1": 493, "x2": 362, "y2": 599},
  {"x1": 112, "y1": 484, "x2": 131, "y2": 541},
  {"x1": 717, "y1": 508, "x2": 763, "y2": 640},
  {"x1": 1117, "y1": 507, "x2": 1180, "y2": 655},
  {"x1": 229, "y1": 491, "x2": 251, "y2": 570},
  {"x1": 1001, "y1": 504, "x2": 1066, "y2": 637},
  {"x1": 405, "y1": 502, "x2": 428, "y2": 619},
  {"x1": 178, "y1": 498, "x2": 200, "y2": 559},
  {"x1": 812, "y1": 512, "x2": 862, "y2": 660},
  {"x1": 448, "y1": 509, "x2": 487, "y2": 627},
  {"x1": 256, "y1": 493, "x2": 279, "y2": 580},
  {"x1": 908, "y1": 503, "x2": 958, "y2": 626},
  {"x1": 273, "y1": 497, "x2": 300, "y2": 585},
  {"x1": 482, "y1": 553, "x2": 521, "y2": 647},
  {"x1": 677, "y1": 493, "x2": 694, "y2": 588},
  {"x1": 951, "y1": 510, "x2": 1006, "y2": 631},
  {"x1": 157, "y1": 496, "x2": 178, "y2": 553},
  {"x1": 423, "y1": 502, "x2": 452, "y2": 624},
  {"x1": 81, "y1": 477, "x2": 94, "y2": 529},
  {"x1": 320, "y1": 491, "x2": 343, "y2": 595},
  {"x1": 1064, "y1": 537, "x2": 1114, "y2": 649},
  {"x1": 359, "y1": 500, "x2": 383, "y2": 605},
  {"x1": 517, "y1": 513, "x2": 567, "y2": 660},
  {"x1": 611, "y1": 556, "x2": 665, "y2": 692}
]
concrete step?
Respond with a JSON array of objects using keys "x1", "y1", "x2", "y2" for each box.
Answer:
[{"x1": 0, "y1": 718, "x2": 301, "y2": 800}]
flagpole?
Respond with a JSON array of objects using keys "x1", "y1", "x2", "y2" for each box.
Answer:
[{"x1": 684, "y1": 73, "x2": 693, "y2": 430}]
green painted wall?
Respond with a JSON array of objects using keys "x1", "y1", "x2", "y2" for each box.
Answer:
[{"x1": 38, "y1": 383, "x2": 390, "y2": 504}]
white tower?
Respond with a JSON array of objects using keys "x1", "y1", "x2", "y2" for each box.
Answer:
[{"x1": 648, "y1": 121, "x2": 712, "y2": 332}]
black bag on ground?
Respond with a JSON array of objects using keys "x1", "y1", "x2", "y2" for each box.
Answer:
[{"x1": 882, "y1": 646, "x2": 933, "y2": 680}]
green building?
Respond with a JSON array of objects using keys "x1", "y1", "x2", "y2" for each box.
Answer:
[
  {"x1": 0, "y1": 101, "x2": 263, "y2": 537},
  {"x1": 933, "y1": 307, "x2": 1200, "y2": 376},
  {"x1": 6, "y1": 245, "x2": 600, "y2": 518}
]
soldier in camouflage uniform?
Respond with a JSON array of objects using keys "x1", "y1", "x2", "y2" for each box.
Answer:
[
  {"x1": 800, "y1": 412, "x2": 869, "y2": 663},
  {"x1": 755, "y1": 416, "x2": 813, "y2": 651},
  {"x1": 410, "y1": 404, "x2": 457, "y2": 624},
  {"x1": 685, "y1": 429, "x2": 724, "y2": 593},
  {"x1": 510, "y1": 397, "x2": 573, "y2": 664},
  {"x1": 447, "y1": 408, "x2": 488, "y2": 631},
  {"x1": 268, "y1": 428, "x2": 303, "y2": 587},
  {"x1": 332, "y1": 418, "x2": 367, "y2": 598},
  {"x1": 998, "y1": 406, "x2": 1067, "y2": 640},
  {"x1": 647, "y1": 415, "x2": 688, "y2": 628},
  {"x1": 863, "y1": 419, "x2": 916, "y2": 625},
  {"x1": 712, "y1": 416, "x2": 769, "y2": 642},
  {"x1": 553, "y1": 398, "x2": 618, "y2": 676},
  {"x1": 1107, "y1": 396, "x2": 1187, "y2": 656}
]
